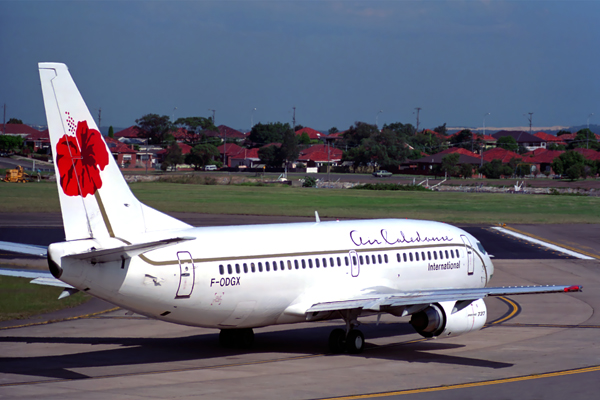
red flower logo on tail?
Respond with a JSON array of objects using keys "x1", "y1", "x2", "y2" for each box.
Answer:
[{"x1": 56, "y1": 119, "x2": 109, "y2": 197}]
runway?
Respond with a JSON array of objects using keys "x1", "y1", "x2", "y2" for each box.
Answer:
[{"x1": 0, "y1": 214, "x2": 599, "y2": 399}]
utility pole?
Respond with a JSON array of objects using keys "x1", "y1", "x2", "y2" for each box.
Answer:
[
  {"x1": 2, "y1": 104, "x2": 5, "y2": 135},
  {"x1": 375, "y1": 110, "x2": 383, "y2": 128},
  {"x1": 97, "y1": 108, "x2": 102, "y2": 131},
  {"x1": 208, "y1": 109, "x2": 216, "y2": 125},
  {"x1": 414, "y1": 107, "x2": 421, "y2": 134},
  {"x1": 524, "y1": 112, "x2": 533, "y2": 134},
  {"x1": 292, "y1": 106, "x2": 296, "y2": 130},
  {"x1": 587, "y1": 113, "x2": 595, "y2": 149}
]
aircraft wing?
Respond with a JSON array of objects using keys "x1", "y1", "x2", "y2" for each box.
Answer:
[
  {"x1": 306, "y1": 285, "x2": 582, "y2": 313},
  {"x1": 0, "y1": 241, "x2": 47, "y2": 257},
  {"x1": 0, "y1": 267, "x2": 73, "y2": 289}
]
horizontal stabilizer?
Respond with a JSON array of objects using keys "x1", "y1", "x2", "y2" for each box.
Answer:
[
  {"x1": 31, "y1": 277, "x2": 75, "y2": 289},
  {"x1": 63, "y1": 236, "x2": 196, "y2": 263},
  {"x1": 0, "y1": 241, "x2": 47, "y2": 257},
  {"x1": 0, "y1": 268, "x2": 73, "y2": 289}
]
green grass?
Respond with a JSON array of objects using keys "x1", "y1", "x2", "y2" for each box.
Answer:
[
  {"x1": 0, "y1": 275, "x2": 91, "y2": 322},
  {"x1": 1, "y1": 180, "x2": 599, "y2": 224}
]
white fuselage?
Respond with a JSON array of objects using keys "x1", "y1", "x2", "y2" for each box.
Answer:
[{"x1": 49, "y1": 219, "x2": 493, "y2": 329}]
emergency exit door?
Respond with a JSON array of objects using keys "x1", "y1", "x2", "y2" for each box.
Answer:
[{"x1": 176, "y1": 251, "x2": 195, "y2": 297}]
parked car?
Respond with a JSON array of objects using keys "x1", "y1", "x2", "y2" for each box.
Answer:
[
  {"x1": 204, "y1": 165, "x2": 217, "y2": 171},
  {"x1": 372, "y1": 170, "x2": 392, "y2": 177}
]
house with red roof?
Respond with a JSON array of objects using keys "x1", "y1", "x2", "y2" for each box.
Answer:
[
  {"x1": 296, "y1": 127, "x2": 323, "y2": 141},
  {"x1": 297, "y1": 144, "x2": 343, "y2": 167},
  {"x1": 520, "y1": 148, "x2": 564, "y2": 175},
  {"x1": 205, "y1": 125, "x2": 248, "y2": 143},
  {"x1": 114, "y1": 126, "x2": 143, "y2": 142},
  {"x1": 573, "y1": 148, "x2": 600, "y2": 161},
  {"x1": 105, "y1": 136, "x2": 138, "y2": 168},
  {"x1": 230, "y1": 147, "x2": 261, "y2": 168},
  {"x1": 405, "y1": 147, "x2": 485, "y2": 176},
  {"x1": 24, "y1": 129, "x2": 51, "y2": 152},
  {"x1": 492, "y1": 130, "x2": 546, "y2": 151},
  {"x1": 216, "y1": 143, "x2": 243, "y2": 167},
  {"x1": 482, "y1": 148, "x2": 521, "y2": 163},
  {"x1": 534, "y1": 131, "x2": 567, "y2": 146}
]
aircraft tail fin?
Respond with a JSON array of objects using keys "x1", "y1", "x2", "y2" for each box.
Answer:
[{"x1": 38, "y1": 63, "x2": 190, "y2": 241}]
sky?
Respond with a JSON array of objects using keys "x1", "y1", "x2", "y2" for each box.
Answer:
[{"x1": 1, "y1": 1, "x2": 599, "y2": 132}]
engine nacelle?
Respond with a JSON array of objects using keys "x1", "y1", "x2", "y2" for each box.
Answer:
[{"x1": 409, "y1": 299, "x2": 487, "y2": 338}]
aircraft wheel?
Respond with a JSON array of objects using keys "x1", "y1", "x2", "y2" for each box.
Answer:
[
  {"x1": 219, "y1": 329, "x2": 235, "y2": 348},
  {"x1": 328, "y1": 328, "x2": 346, "y2": 354},
  {"x1": 237, "y1": 328, "x2": 255, "y2": 348},
  {"x1": 346, "y1": 329, "x2": 364, "y2": 354}
]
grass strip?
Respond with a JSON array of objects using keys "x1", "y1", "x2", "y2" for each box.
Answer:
[
  {"x1": 1, "y1": 180, "x2": 599, "y2": 224},
  {"x1": 0, "y1": 275, "x2": 90, "y2": 322}
]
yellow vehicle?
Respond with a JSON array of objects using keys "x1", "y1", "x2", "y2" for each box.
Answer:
[{"x1": 2, "y1": 166, "x2": 30, "y2": 183}]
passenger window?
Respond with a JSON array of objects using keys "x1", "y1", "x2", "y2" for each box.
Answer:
[
  {"x1": 397, "y1": 253, "x2": 400, "y2": 262},
  {"x1": 301, "y1": 259, "x2": 306, "y2": 269},
  {"x1": 308, "y1": 259, "x2": 312, "y2": 268},
  {"x1": 330, "y1": 257, "x2": 334, "y2": 267},
  {"x1": 403, "y1": 253, "x2": 407, "y2": 262},
  {"x1": 258, "y1": 262, "x2": 263, "y2": 272},
  {"x1": 352, "y1": 256, "x2": 357, "y2": 266},
  {"x1": 378, "y1": 254, "x2": 382, "y2": 264},
  {"x1": 315, "y1": 258, "x2": 320, "y2": 268},
  {"x1": 359, "y1": 255, "x2": 364, "y2": 264},
  {"x1": 219, "y1": 265, "x2": 224, "y2": 275},
  {"x1": 345, "y1": 257, "x2": 349, "y2": 266},
  {"x1": 294, "y1": 260, "x2": 299, "y2": 269},
  {"x1": 243, "y1": 263, "x2": 248, "y2": 273},
  {"x1": 287, "y1": 260, "x2": 292, "y2": 270},
  {"x1": 445, "y1": 250, "x2": 449, "y2": 259},
  {"x1": 384, "y1": 254, "x2": 388, "y2": 263},
  {"x1": 227, "y1": 264, "x2": 232, "y2": 274},
  {"x1": 280, "y1": 261, "x2": 284, "y2": 271},
  {"x1": 323, "y1": 258, "x2": 327, "y2": 268},
  {"x1": 265, "y1": 262, "x2": 270, "y2": 272},
  {"x1": 251, "y1": 263, "x2": 256, "y2": 273},
  {"x1": 415, "y1": 252, "x2": 419, "y2": 261},
  {"x1": 420, "y1": 252, "x2": 424, "y2": 261},
  {"x1": 365, "y1": 256, "x2": 370, "y2": 265},
  {"x1": 433, "y1": 252, "x2": 437, "y2": 260},
  {"x1": 272, "y1": 261, "x2": 277, "y2": 271},
  {"x1": 235, "y1": 264, "x2": 240, "y2": 274},
  {"x1": 427, "y1": 251, "x2": 431, "y2": 260},
  {"x1": 439, "y1": 251, "x2": 443, "y2": 260},
  {"x1": 409, "y1": 253, "x2": 413, "y2": 262}
]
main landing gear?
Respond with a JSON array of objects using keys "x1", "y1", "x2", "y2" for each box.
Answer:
[
  {"x1": 328, "y1": 310, "x2": 365, "y2": 354},
  {"x1": 219, "y1": 328, "x2": 254, "y2": 348}
]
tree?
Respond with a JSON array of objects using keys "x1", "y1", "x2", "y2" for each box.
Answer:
[
  {"x1": 552, "y1": 150, "x2": 585, "y2": 176},
  {"x1": 568, "y1": 128, "x2": 599, "y2": 150},
  {"x1": 175, "y1": 116, "x2": 218, "y2": 146},
  {"x1": 298, "y1": 132, "x2": 311, "y2": 145},
  {"x1": 497, "y1": 136, "x2": 518, "y2": 152},
  {"x1": 479, "y1": 159, "x2": 513, "y2": 179},
  {"x1": 7, "y1": 118, "x2": 23, "y2": 124},
  {"x1": 185, "y1": 143, "x2": 220, "y2": 170},
  {"x1": 248, "y1": 122, "x2": 292, "y2": 147},
  {"x1": 0, "y1": 134, "x2": 23, "y2": 151},
  {"x1": 342, "y1": 122, "x2": 379, "y2": 149},
  {"x1": 565, "y1": 164, "x2": 585, "y2": 181},
  {"x1": 161, "y1": 142, "x2": 183, "y2": 171},
  {"x1": 556, "y1": 130, "x2": 571, "y2": 137},
  {"x1": 433, "y1": 123, "x2": 448, "y2": 136},
  {"x1": 136, "y1": 114, "x2": 174, "y2": 144},
  {"x1": 548, "y1": 143, "x2": 566, "y2": 151},
  {"x1": 441, "y1": 153, "x2": 460, "y2": 176},
  {"x1": 361, "y1": 130, "x2": 411, "y2": 170},
  {"x1": 459, "y1": 163, "x2": 473, "y2": 178},
  {"x1": 279, "y1": 129, "x2": 300, "y2": 165},
  {"x1": 258, "y1": 145, "x2": 283, "y2": 167},
  {"x1": 108, "y1": 126, "x2": 114, "y2": 138},
  {"x1": 450, "y1": 129, "x2": 483, "y2": 153},
  {"x1": 328, "y1": 127, "x2": 339, "y2": 134},
  {"x1": 294, "y1": 124, "x2": 304, "y2": 132},
  {"x1": 382, "y1": 122, "x2": 416, "y2": 136}
]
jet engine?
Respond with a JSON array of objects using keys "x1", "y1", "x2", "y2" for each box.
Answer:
[{"x1": 409, "y1": 299, "x2": 486, "y2": 338}]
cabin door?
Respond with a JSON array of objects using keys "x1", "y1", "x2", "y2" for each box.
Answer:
[
  {"x1": 348, "y1": 250, "x2": 360, "y2": 277},
  {"x1": 460, "y1": 235, "x2": 474, "y2": 275},
  {"x1": 176, "y1": 251, "x2": 195, "y2": 298}
]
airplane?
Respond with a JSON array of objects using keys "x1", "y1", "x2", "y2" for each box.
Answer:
[{"x1": 0, "y1": 62, "x2": 582, "y2": 354}]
